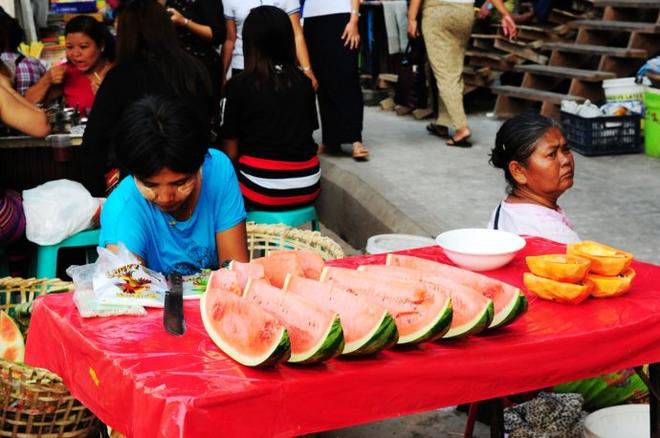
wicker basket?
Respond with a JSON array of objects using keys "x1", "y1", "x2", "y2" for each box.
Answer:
[
  {"x1": 0, "y1": 278, "x2": 98, "y2": 437},
  {"x1": 246, "y1": 222, "x2": 345, "y2": 261},
  {"x1": 0, "y1": 360, "x2": 99, "y2": 438}
]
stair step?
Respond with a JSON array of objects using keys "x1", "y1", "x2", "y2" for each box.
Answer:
[
  {"x1": 514, "y1": 64, "x2": 617, "y2": 81},
  {"x1": 492, "y1": 85, "x2": 586, "y2": 105},
  {"x1": 593, "y1": 0, "x2": 660, "y2": 7},
  {"x1": 542, "y1": 42, "x2": 648, "y2": 58},
  {"x1": 568, "y1": 20, "x2": 660, "y2": 33}
]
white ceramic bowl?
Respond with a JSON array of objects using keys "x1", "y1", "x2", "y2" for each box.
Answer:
[
  {"x1": 584, "y1": 404, "x2": 649, "y2": 438},
  {"x1": 435, "y1": 228, "x2": 526, "y2": 271}
]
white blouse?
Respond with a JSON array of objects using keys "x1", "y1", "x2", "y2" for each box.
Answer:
[{"x1": 302, "y1": 0, "x2": 352, "y2": 18}]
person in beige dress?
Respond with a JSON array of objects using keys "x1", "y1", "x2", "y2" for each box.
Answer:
[{"x1": 408, "y1": 0, "x2": 516, "y2": 147}]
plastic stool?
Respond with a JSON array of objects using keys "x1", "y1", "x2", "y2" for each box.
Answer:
[
  {"x1": 35, "y1": 228, "x2": 101, "y2": 279},
  {"x1": 247, "y1": 206, "x2": 320, "y2": 231}
]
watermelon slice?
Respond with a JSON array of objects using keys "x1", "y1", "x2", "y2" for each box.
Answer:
[
  {"x1": 208, "y1": 269, "x2": 242, "y2": 296},
  {"x1": 320, "y1": 266, "x2": 453, "y2": 345},
  {"x1": 244, "y1": 279, "x2": 344, "y2": 364},
  {"x1": 228, "y1": 260, "x2": 267, "y2": 291},
  {"x1": 252, "y1": 256, "x2": 304, "y2": 289},
  {"x1": 358, "y1": 264, "x2": 494, "y2": 338},
  {"x1": 283, "y1": 275, "x2": 398, "y2": 355},
  {"x1": 387, "y1": 254, "x2": 527, "y2": 329},
  {"x1": 0, "y1": 310, "x2": 25, "y2": 363},
  {"x1": 269, "y1": 250, "x2": 325, "y2": 280},
  {"x1": 200, "y1": 286, "x2": 290, "y2": 367}
]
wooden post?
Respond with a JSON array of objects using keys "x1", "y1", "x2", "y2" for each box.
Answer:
[
  {"x1": 489, "y1": 398, "x2": 504, "y2": 438},
  {"x1": 651, "y1": 363, "x2": 660, "y2": 438}
]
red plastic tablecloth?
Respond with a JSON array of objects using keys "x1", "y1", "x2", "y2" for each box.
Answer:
[{"x1": 25, "y1": 237, "x2": 660, "y2": 438}]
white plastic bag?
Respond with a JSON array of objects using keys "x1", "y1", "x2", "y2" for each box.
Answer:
[
  {"x1": 67, "y1": 263, "x2": 147, "y2": 318},
  {"x1": 93, "y1": 243, "x2": 169, "y2": 308},
  {"x1": 23, "y1": 179, "x2": 100, "y2": 245}
]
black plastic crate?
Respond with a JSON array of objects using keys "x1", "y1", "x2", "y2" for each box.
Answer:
[{"x1": 560, "y1": 111, "x2": 643, "y2": 156}]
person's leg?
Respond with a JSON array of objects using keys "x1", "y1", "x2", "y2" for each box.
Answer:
[
  {"x1": 305, "y1": 14, "x2": 365, "y2": 157},
  {"x1": 422, "y1": 2, "x2": 474, "y2": 144}
]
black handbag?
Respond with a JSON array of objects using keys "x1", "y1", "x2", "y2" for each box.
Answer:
[{"x1": 394, "y1": 39, "x2": 428, "y2": 109}]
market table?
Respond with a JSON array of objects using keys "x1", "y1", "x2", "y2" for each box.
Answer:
[{"x1": 25, "y1": 237, "x2": 660, "y2": 437}]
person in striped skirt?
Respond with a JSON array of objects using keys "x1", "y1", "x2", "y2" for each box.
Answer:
[{"x1": 221, "y1": 5, "x2": 320, "y2": 211}]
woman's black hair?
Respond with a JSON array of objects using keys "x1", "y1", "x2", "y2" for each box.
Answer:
[
  {"x1": 115, "y1": 0, "x2": 211, "y2": 101},
  {"x1": 242, "y1": 5, "x2": 301, "y2": 91},
  {"x1": 0, "y1": 7, "x2": 24, "y2": 52},
  {"x1": 112, "y1": 95, "x2": 209, "y2": 179},
  {"x1": 65, "y1": 15, "x2": 116, "y2": 62},
  {"x1": 489, "y1": 112, "x2": 561, "y2": 193}
]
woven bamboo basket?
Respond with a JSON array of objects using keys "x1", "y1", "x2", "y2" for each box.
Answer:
[
  {"x1": 246, "y1": 222, "x2": 345, "y2": 261},
  {"x1": 0, "y1": 277, "x2": 99, "y2": 437}
]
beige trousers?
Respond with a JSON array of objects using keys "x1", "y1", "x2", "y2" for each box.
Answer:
[{"x1": 422, "y1": 0, "x2": 474, "y2": 130}]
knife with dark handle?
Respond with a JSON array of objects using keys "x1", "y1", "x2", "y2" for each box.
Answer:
[{"x1": 164, "y1": 273, "x2": 185, "y2": 336}]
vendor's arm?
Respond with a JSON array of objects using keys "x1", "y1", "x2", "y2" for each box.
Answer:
[
  {"x1": 100, "y1": 183, "x2": 149, "y2": 264},
  {"x1": 488, "y1": 0, "x2": 518, "y2": 38},
  {"x1": 224, "y1": 138, "x2": 238, "y2": 161},
  {"x1": 216, "y1": 221, "x2": 248, "y2": 264},
  {"x1": 221, "y1": 19, "x2": 237, "y2": 80},
  {"x1": 169, "y1": 0, "x2": 225, "y2": 44},
  {"x1": 0, "y1": 79, "x2": 50, "y2": 137},
  {"x1": 24, "y1": 63, "x2": 65, "y2": 105},
  {"x1": 341, "y1": 0, "x2": 361, "y2": 50}
]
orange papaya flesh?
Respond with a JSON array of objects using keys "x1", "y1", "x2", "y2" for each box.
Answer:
[
  {"x1": 523, "y1": 272, "x2": 593, "y2": 305},
  {"x1": 566, "y1": 241, "x2": 633, "y2": 276},
  {"x1": 588, "y1": 268, "x2": 636, "y2": 298},
  {"x1": 525, "y1": 254, "x2": 591, "y2": 283}
]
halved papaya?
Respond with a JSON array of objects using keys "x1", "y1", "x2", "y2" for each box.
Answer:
[
  {"x1": 525, "y1": 254, "x2": 591, "y2": 283},
  {"x1": 523, "y1": 273, "x2": 593, "y2": 305},
  {"x1": 588, "y1": 268, "x2": 636, "y2": 298},
  {"x1": 567, "y1": 241, "x2": 633, "y2": 276}
]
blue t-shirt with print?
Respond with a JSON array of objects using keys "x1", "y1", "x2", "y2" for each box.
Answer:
[{"x1": 99, "y1": 149, "x2": 246, "y2": 276}]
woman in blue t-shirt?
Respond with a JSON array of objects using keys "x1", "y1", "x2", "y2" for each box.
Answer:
[{"x1": 100, "y1": 95, "x2": 248, "y2": 276}]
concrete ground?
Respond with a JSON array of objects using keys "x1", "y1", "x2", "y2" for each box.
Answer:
[
  {"x1": 318, "y1": 106, "x2": 660, "y2": 265},
  {"x1": 313, "y1": 102, "x2": 660, "y2": 437}
]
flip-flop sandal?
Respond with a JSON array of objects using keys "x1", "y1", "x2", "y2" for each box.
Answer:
[
  {"x1": 352, "y1": 145, "x2": 370, "y2": 161},
  {"x1": 426, "y1": 123, "x2": 450, "y2": 138},
  {"x1": 446, "y1": 136, "x2": 472, "y2": 148}
]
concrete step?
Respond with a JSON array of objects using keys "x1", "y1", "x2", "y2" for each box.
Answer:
[
  {"x1": 514, "y1": 64, "x2": 617, "y2": 81},
  {"x1": 542, "y1": 42, "x2": 648, "y2": 58},
  {"x1": 568, "y1": 19, "x2": 660, "y2": 33},
  {"x1": 492, "y1": 85, "x2": 586, "y2": 104}
]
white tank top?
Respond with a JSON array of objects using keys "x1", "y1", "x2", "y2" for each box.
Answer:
[{"x1": 303, "y1": 0, "x2": 352, "y2": 18}]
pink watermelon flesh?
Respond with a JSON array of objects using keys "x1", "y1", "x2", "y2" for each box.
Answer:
[
  {"x1": 0, "y1": 310, "x2": 25, "y2": 363},
  {"x1": 269, "y1": 250, "x2": 325, "y2": 280},
  {"x1": 201, "y1": 286, "x2": 290, "y2": 367},
  {"x1": 228, "y1": 261, "x2": 266, "y2": 291},
  {"x1": 285, "y1": 275, "x2": 398, "y2": 355},
  {"x1": 320, "y1": 266, "x2": 452, "y2": 344},
  {"x1": 208, "y1": 269, "x2": 242, "y2": 296},
  {"x1": 252, "y1": 256, "x2": 304, "y2": 289},
  {"x1": 386, "y1": 254, "x2": 526, "y2": 329},
  {"x1": 243, "y1": 279, "x2": 344, "y2": 363},
  {"x1": 359, "y1": 264, "x2": 493, "y2": 337}
]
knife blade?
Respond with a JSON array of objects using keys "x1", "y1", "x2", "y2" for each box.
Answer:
[{"x1": 164, "y1": 273, "x2": 185, "y2": 336}]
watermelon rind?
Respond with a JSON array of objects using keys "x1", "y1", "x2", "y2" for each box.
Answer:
[
  {"x1": 398, "y1": 299, "x2": 453, "y2": 345},
  {"x1": 0, "y1": 310, "x2": 26, "y2": 363},
  {"x1": 200, "y1": 293, "x2": 291, "y2": 367},
  {"x1": 443, "y1": 299, "x2": 494, "y2": 339},
  {"x1": 344, "y1": 311, "x2": 399, "y2": 356},
  {"x1": 289, "y1": 315, "x2": 345, "y2": 364},
  {"x1": 490, "y1": 291, "x2": 527, "y2": 329}
]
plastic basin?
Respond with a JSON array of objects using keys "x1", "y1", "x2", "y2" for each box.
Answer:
[{"x1": 583, "y1": 404, "x2": 649, "y2": 438}]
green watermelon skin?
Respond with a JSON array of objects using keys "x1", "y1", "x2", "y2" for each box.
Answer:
[
  {"x1": 259, "y1": 331, "x2": 292, "y2": 367},
  {"x1": 345, "y1": 312, "x2": 399, "y2": 356},
  {"x1": 404, "y1": 303, "x2": 453, "y2": 344},
  {"x1": 490, "y1": 293, "x2": 528, "y2": 330},
  {"x1": 291, "y1": 316, "x2": 345, "y2": 364},
  {"x1": 444, "y1": 300, "x2": 494, "y2": 339}
]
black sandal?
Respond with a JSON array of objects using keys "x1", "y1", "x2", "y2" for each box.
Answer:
[
  {"x1": 426, "y1": 123, "x2": 450, "y2": 138},
  {"x1": 446, "y1": 136, "x2": 472, "y2": 148}
]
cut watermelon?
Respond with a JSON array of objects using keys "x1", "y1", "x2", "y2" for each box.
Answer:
[
  {"x1": 358, "y1": 264, "x2": 493, "y2": 338},
  {"x1": 283, "y1": 275, "x2": 398, "y2": 355},
  {"x1": 387, "y1": 254, "x2": 527, "y2": 329},
  {"x1": 269, "y1": 250, "x2": 325, "y2": 280},
  {"x1": 252, "y1": 256, "x2": 304, "y2": 289},
  {"x1": 320, "y1": 266, "x2": 452, "y2": 345},
  {"x1": 208, "y1": 269, "x2": 242, "y2": 295},
  {"x1": 200, "y1": 287, "x2": 290, "y2": 367},
  {"x1": 244, "y1": 279, "x2": 344, "y2": 364},
  {"x1": 228, "y1": 260, "x2": 266, "y2": 291},
  {"x1": 0, "y1": 310, "x2": 25, "y2": 363}
]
